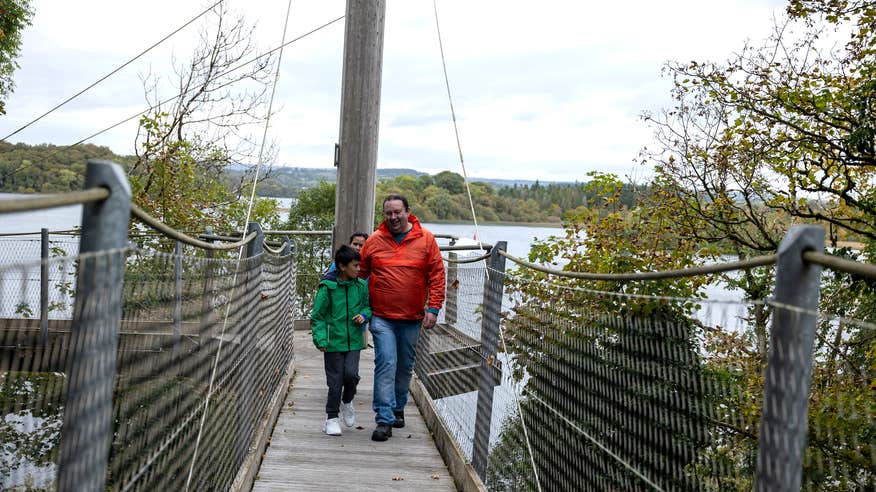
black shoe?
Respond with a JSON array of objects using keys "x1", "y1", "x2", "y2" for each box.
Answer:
[
  {"x1": 371, "y1": 424, "x2": 392, "y2": 441},
  {"x1": 392, "y1": 411, "x2": 405, "y2": 429}
]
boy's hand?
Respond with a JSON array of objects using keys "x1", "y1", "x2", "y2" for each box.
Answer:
[
  {"x1": 317, "y1": 346, "x2": 326, "y2": 352},
  {"x1": 352, "y1": 314, "x2": 365, "y2": 324}
]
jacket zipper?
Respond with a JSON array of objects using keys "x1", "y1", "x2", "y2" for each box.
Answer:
[{"x1": 345, "y1": 284, "x2": 351, "y2": 351}]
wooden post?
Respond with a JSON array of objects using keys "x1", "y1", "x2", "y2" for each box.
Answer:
[
  {"x1": 471, "y1": 241, "x2": 507, "y2": 480},
  {"x1": 333, "y1": 0, "x2": 386, "y2": 252}
]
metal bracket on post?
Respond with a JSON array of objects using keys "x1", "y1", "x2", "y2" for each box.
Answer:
[
  {"x1": 200, "y1": 227, "x2": 215, "y2": 343},
  {"x1": 444, "y1": 252, "x2": 458, "y2": 327},
  {"x1": 57, "y1": 160, "x2": 131, "y2": 492},
  {"x1": 471, "y1": 241, "x2": 507, "y2": 480},
  {"x1": 755, "y1": 225, "x2": 824, "y2": 492}
]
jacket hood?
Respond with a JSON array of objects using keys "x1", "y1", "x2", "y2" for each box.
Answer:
[{"x1": 376, "y1": 213, "x2": 423, "y2": 239}]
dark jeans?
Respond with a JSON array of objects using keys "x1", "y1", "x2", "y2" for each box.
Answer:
[{"x1": 324, "y1": 350, "x2": 361, "y2": 418}]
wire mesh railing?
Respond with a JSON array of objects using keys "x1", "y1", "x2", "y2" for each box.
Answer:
[
  {"x1": 415, "y1": 227, "x2": 876, "y2": 491},
  {"x1": 1, "y1": 160, "x2": 299, "y2": 491}
]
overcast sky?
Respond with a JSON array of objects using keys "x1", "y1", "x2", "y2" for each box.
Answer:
[{"x1": 2, "y1": 0, "x2": 787, "y2": 181}]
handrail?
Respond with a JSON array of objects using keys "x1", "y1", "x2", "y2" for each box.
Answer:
[
  {"x1": 440, "y1": 244, "x2": 493, "y2": 252},
  {"x1": 499, "y1": 250, "x2": 778, "y2": 281},
  {"x1": 262, "y1": 240, "x2": 287, "y2": 255},
  {"x1": 263, "y1": 229, "x2": 332, "y2": 236},
  {"x1": 443, "y1": 251, "x2": 492, "y2": 264},
  {"x1": 0, "y1": 229, "x2": 80, "y2": 237},
  {"x1": 803, "y1": 251, "x2": 876, "y2": 280},
  {"x1": 130, "y1": 204, "x2": 257, "y2": 251},
  {"x1": 0, "y1": 188, "x2": 109, "y2": 213}
]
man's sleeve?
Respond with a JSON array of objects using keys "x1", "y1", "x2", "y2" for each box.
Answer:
[
  {"x1": 359, "y1": 241, "x2": 372, "y2": 279},
  {"x1": 425, "y1": 238, "x2": 446, "y2": 311}
]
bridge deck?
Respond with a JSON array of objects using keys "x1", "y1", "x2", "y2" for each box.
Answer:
[{"x1": 253, "y1": 330, "x2": 456, "y2": 491}]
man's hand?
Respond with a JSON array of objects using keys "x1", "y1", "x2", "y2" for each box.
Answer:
[
  {"x1": 423, "y1": 312, "x2": 438, "y2": 330},
  {"x1": 352, "y1": 314, "x2": 365, "y2": 324}
]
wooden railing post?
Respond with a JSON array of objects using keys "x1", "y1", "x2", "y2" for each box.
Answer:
[
  {"x1": 40, "y1": 227, "x2": 49, "y2": 347},
  {"x1": 57, "y1": 160, "x2": 131, "y2": 492},
  {"x1": 471, "y1": 241, "x2": 506, "y2": 480},
  {"x1": 756, "y1": 225, "x2": 824, "y2": 491}
]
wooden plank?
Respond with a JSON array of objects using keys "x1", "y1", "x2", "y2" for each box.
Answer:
[{"x1": 252, "y1": 330, "x2": 456, "y2": 491}]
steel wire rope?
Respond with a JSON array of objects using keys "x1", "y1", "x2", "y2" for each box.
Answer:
[
  {"x1": 431, "y1": 0, "x2": 485, "y2": 258},
  {"x1": 1, "y1": 0, "x2": 226, "y2": 142},
  {"x1": 60, "y1": 15, "x2": 345, "y2": 150},
  {"x1": 521, "y1": 388, "x2": 665, "y2": 491},
  {"x1": 431, "y1": 3, "x2": 539, "y2": 487},
  {"x1": 185, "y1": 0, "x2": 296, "y2": 487}
]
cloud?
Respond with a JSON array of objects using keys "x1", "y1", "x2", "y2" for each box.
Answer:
[{"x1": 3, "y1": 0, "x2": 786, "y2": 183}]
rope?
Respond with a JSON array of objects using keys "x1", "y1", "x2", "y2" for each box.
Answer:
[
  {"x1": 0, "y1": 229, "x2": 79, "y2": 237},
  {"x1": 431, "y1": 0, "x2": 484, "y2": 253},
  {"x1": 442, "y1": 251, "x2": 492, "y2": 264},
  {"x1": 262, "y1": 240, "x2": 287, "y2": 255},
  {"x1": 0, "y1": 188, "x2": 109, "y2": 213},
  {"x1": 186, "y1": 0, "x2": 295, "y2": 487},
  {"x1": 803, "y1": 251, "x2": 876, "y2": 280},
  {"x1": 130, "y1": 204, "x2": 256, "y2": 250},
  {"x1": 1, "y1": 0, "x2": 225, "y2": 141},
  {"x1": 440, "y1": 243, "x2": 493, "y2": 252},
  {"x1": 499, "y1": 250, "x2": 778, "y2": 281}
]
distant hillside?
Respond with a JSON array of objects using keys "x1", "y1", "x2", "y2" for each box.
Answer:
[
  {"x1": 468, "y1": 177, "x2": 575, "y2": 188},
  {"x1": 252, "y1": 167, "x2": 426, "y2": 197}
]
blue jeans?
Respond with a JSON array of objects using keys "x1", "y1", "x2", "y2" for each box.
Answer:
[{"x1": 370, "y1": 315, "x2": 421, "y2": 425}]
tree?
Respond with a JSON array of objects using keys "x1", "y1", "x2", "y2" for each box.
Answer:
[
  {"x1": 284, "y1": 180, "x2": 335, "y2": 317},
  {"x1": 496, "y1": 174, "x2": 717, "y2": 489},
  {"x1": 641, "y1": 2, "x2": 876, "y2": 487},
  {"x1": 130, "y1": 3, "x2": 279, "y2": 237},
  {"x1": 0, "y1": 0, "x2": 33, "y2": 115}
]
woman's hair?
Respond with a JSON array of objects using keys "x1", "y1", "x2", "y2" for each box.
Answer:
[{"x1": 334, "y1": 244, "x2": 361, "y2": 267}]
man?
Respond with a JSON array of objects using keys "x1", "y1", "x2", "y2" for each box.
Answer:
[{"x1": 359, "y1": 194, "x2": 445, "y2": 442}]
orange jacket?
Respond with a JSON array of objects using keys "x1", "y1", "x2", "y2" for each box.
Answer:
[{"x1": 359, "y1": 214, "x2": 446, "y2": 320}]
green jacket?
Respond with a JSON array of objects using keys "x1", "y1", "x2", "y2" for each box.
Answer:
[{"x1": 310, "y1": 272, "x2": 371, "y2": 352}]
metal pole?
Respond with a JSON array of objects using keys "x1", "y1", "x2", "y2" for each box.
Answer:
[
  {"x1": 755, "y1": 225, "x2": 824, "y2": 492},
  {"x1": 472, "y1": 241, "x2": 507, "y2": 480},
  {"x1": 333, "y1": 0, "x2": 386, "y2": 253},
  {"x1": 173, "y1": 240, "x2": 183, "y2": 371},
  {"x1": 200, "y1": 227, "x2": 215, "y2": 342},
  {"x1": 40, "y1": 227, "x2": 49, "y2": 347},
  {"x1": 444, "y1": 251, "x2": 458, "y2": 326},
  {"x1": 57, "y1": 160, "x2": 131, "y2": 492}
]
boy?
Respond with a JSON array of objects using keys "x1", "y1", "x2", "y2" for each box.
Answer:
[{"x1": 310, "y1": 245, "x2": 371, "y2": 436}]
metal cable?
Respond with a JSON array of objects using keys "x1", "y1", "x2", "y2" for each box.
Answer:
[
  {"x1": 1, "y1": 0, "x2": 225, "y2": 141},
  {"x1": 65, "y1": 15, "x2": 345, "y2": 149},
  {"x1": 499, "y1": 250, "x2": 778, "y2": 281},
  {"x1": 803, "y1": 251, "x2": 876, "y2": 280},
  {"x1": 440, "y1": 243, "x2": 493, "y2": 252},
  {"x1": 130, "y1": 204, "x2": 256, "y2": 250},
  {"x1": 0, "y1": 188, "x2": 109, "y2": 213},
  {"x1": 431, "y1": 0, "x2": 484, "y2": 251}
]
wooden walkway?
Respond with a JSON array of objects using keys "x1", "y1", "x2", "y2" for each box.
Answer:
[{"x1": 253, "y1": 330, "x2": 456, "y2": 491}]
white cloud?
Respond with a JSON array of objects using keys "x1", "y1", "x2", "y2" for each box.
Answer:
[{"x1": 2, "y1": 0, "x2": 787, "y2": 182}]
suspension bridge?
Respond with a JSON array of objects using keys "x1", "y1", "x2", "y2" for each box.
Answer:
[
  {"x1": 0, "y1": 160, "x2": 874, "y2": 491},
  {"x1": 2, "y1": 1, "x2": 876, "y2": 490}
]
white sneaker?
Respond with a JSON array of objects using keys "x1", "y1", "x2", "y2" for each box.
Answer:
[
  {"x1": 323, "y1": 417, "x2": 342, "y2": 436},
  {"x1": 341, "y1": 402, "x2": 356, "y2": 428}
]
